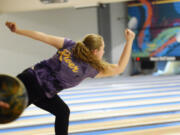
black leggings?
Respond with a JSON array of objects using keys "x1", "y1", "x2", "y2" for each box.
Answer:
[{"x1": 17, "y1": 69, "x2": 70, "y2": 135}]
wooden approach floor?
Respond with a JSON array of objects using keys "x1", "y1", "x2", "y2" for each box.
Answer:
[{"x1": 1, "y1": 75, "x2": 180, "y2": 135}]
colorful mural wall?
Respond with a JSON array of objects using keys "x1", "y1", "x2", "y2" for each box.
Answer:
[{"x1": 128, "y1": 0, "x2": 180, "y2": 59}]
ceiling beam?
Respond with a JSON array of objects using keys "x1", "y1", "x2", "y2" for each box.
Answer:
[
  {"x1": 0, "y1": 0, "x2": 73, "y2": 13},
  {"x1": 0, "y1": 0, "x2": 134, "y2": 13}
]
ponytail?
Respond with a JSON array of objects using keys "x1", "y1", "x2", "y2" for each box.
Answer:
[{"x1": 72, "y1": 41, "x2": 107, "y2": 72}]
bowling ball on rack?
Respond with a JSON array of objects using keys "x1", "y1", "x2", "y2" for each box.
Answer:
[{"x1": 0, "y1": 74, "x2": 28, "y2": 124}]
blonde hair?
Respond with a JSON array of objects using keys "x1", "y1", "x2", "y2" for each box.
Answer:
[{"x1": 72, "y1": 34, "x2": 108, "y2": 72}]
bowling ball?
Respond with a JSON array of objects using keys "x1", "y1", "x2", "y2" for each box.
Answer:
[{"x1": 0, "y1": 74, "x2": 28, "y2": 124}]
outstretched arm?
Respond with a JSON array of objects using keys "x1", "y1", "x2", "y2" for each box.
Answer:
[
  {"x1": 96, "y1": 29, "x2": 135, "y2": 78},
  {"x1": 5, "y1": 21, "x2": 64, "y2": 49}
]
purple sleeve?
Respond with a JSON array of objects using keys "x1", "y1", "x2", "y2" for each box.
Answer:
[
  {"x1": 62, "y1": 38, "x2": 76, "y2": 49},
  {"x1": 89, "y1": 70, "x2": 99, "y2": 78},
  {"x1": 87, "y1": 66, "x2": 99, "y2": 78}
]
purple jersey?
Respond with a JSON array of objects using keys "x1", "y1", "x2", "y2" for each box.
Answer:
[{"x1": 32, "y1": 38, "x2": 99, "y2": 98}]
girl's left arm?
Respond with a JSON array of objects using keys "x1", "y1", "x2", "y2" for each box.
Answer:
[{"x1": 96, "y1": 29, "x2": 135, "y2": 78}]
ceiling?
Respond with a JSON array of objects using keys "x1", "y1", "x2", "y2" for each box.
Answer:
[{"x1": 0, "y1": 0, "x2": 134, "y2": 13}]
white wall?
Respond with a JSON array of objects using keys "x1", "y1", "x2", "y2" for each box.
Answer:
[
  {"x1": 0, "y1": 8, "x2": 98, "y2": 76},
  {"x1": 110, "y1": 2, "x2": 131, "y2": 76}
]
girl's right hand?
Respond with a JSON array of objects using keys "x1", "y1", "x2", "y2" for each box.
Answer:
[
  {"x1": 5, "y1": 22, "x2": 18, "y2": 33},
  {"x1": 0, "y1": 101, "x2": 10, "y2": 109}
]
